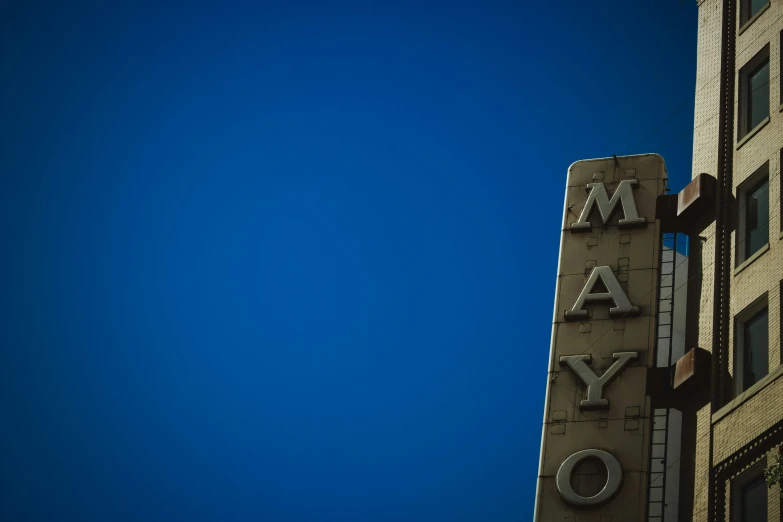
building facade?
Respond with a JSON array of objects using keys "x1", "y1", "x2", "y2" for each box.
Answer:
[
  {"x1": 535, "y1": 1, "x2": 783, "y2": 520},
  {"x1": 690, "y1": 0, "x2": 783, "y2": 520}
]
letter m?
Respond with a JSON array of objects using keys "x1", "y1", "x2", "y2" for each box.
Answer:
[{"x1": 570, "y1": 179, "x2": 646, "y2": 231}]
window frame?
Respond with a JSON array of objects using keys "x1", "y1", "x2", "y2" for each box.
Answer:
[
  {"x1": 731, "y1": 459, "x2": 768, "y2": 521},
  {"x1": 738, "y1": 44, "x2": 770, "y2": 142},
  {"x1": 735, "y1": 161, "x2": 769, "y2": 267},
  {"x1": 734, "y1": 293, "x2": 769, "y2": 397},
  {"x1": 739, "y1": 0, "x2": 770, "y2": 33}
]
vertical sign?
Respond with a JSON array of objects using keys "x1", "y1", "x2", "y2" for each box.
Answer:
[{"x1": 533, "y1": 155, "x2": 667, "y2": 520}]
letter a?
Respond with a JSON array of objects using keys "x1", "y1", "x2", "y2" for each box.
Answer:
[
  {"x1": 571, "y1": 179, "x2": 645, "y2": 231},
  {"x1": 565, "y1": 266, "x2": 639, "y2": 320}
]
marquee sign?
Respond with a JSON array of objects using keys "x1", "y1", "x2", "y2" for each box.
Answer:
[{"x1": 534, "y1": 155, "x2": 668, "y2": 520}]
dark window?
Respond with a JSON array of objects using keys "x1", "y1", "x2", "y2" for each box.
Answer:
[
  {"x1": 736, "y1": 162, "x2": 769, "y2": 265},
  {"x1": 735, "y1": 300, "x2": 769, "y2": 396},
  {"x1": 749, "y1": 0, "x2": 767, "y2": 18},
  {"x1": 739, "y1": 46, "x2": 770, "y2": 140},
  {"x1": 741, "y1": 0, "x2": 769, "y2": 27},
  {"x1": 732, "y1": 461, "x2": 768, "y2": 522},
  {"x1": 739, "y1": 474, "x2": 767, "y2": 521},
  {"x1": 741, "y1": 308, "x2": 768, "y2": 391},
  {"x1": 748, "y1": 61, "x2": 770, "y2": 130},
  {"x1": 744, "y1": 177, "x2": 769, "y2": 259}
]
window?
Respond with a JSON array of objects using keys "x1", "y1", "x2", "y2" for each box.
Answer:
[
  {"x1": 744, "y1": 177, "x2": 769, "y2": 258},
  {"x1": 740, "y1": 0, "x2": 769, "y2": 28},
  {"x1": 732, "y1": 461, "x2": 767, "y2": 521},
  {"x1": 734, "y1": 296, "x2": 769, "y2": 395},
  {"x1": 739, "y1": 45, "x2": 770, "y2": 141},
  {"x1": 736, "y1": 162, "x2": 769, "y2": 265}
]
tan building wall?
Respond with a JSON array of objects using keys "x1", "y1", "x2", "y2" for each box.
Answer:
[
  {"x1": 691, "y1": 0, "x2": 783, "y2": 520},
  {"x1": 691, "y1": 6, "x2": 723, "y2": 518}
]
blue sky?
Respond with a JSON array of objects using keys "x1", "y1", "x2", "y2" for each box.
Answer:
[{"x1": 1, "y1": 2, "x2": 697, "y2": 521}]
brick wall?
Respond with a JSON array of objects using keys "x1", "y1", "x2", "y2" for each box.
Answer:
[
  {"x1": 691, "y1": 1, "x2": 723, "y2": 520},
  {"x1": 692, "y1": 0, "x2": 783, "y2": 519}
]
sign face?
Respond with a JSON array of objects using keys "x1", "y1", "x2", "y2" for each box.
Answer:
[
  {"x1": 571, "y1": 179, "x2": 646, "y2": 231},
  {"x1": 564, "y1": 266, "x2": 640, "y2": 319},
  {"x1": 533, "y1": 155, "x2": 668, "y2": 520},
  {"x1": 559, "y1": 352, "x2": 638, "y2": 410}
]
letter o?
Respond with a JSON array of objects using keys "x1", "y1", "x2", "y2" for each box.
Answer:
[{"x1": 555, "y1": 449, "x2": 623, "y2": 506}]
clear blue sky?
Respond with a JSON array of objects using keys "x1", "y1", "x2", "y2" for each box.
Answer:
[{"x1": 1, "y1": 2, "x2": 697, "y2": 521}]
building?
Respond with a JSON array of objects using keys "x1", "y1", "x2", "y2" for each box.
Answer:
[
  {"x1": 534, "y1": 1, "x2": 783, "y2": 520},
  {"x1": 690, "y1": 0, "x2": 783, "y2": 520}
]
